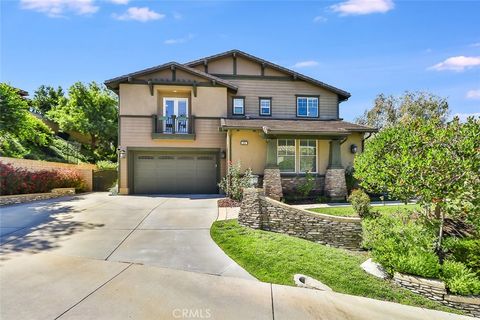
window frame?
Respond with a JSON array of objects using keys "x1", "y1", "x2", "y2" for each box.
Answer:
[
  {"x1": 277, "y1": 139, "x2": 297, "y2": 173},
  {"x1": 299, "y1": 139, "x2": 318, "y2": 173},
  {"x1": 296, "y1": 95, "x2": 320, "y2": 118},
  {"x1": 258, "y1": 97, "x2": 272, "y2": 116},
  {"x1": 232, "y1": 96, "x2": 245, "y2": 116}
]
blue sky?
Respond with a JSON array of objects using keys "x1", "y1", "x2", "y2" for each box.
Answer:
[{"x1": 1, "y1": 0, "x2": 479, "y2": 121}]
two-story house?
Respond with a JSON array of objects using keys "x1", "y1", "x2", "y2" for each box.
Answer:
[{"x1": 105, "y1": 50, "x2": 375, "y2": 198}]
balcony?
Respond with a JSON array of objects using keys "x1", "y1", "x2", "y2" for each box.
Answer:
[{"x1": 151, "y1": 115, "x2": 196, "y2": 140}]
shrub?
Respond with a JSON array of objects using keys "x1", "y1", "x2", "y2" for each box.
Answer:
[
  {"x1": 348, "y1": 189, "x2": 372, "y2": 218},
  {"x1": 218, "y1": 162, "x2": 254, "y2": 201},
  {"x1": 0, "y1": 161, "x2": 87, "y2": 195},
  {"x1": 297, "y1": 171, "x2": 315, "y2": 197},
  {"x1": 96, "y1": 160, "x2": 118, "y2": 170},
  {"x1": 345, "y1": 166, "x2": 359, "y2": 194},
  {"x1": 362, "y1": 211, "x2": 441, "y2": 278},
  {"x1": 441, "y1": 260, "x2": 480, "y2": 295},
  {"x1": 443, "y1": 237, "x2": 480, "y2": 277}
]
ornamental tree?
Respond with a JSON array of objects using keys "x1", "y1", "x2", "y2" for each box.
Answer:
[
  {"x1": 47, "y1": 82, "x2": 118, "y2": 160},
  {"x1": 354, "y1": 117, "x2": 480, "y2": 261}
]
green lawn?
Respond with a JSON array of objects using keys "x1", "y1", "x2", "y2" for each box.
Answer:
[
  {"x1": 308, "y1": 204, "x2": 420, "y2": 217},
  {"x1": 211, "y1": 219, "x2": 459, "y2": 315}
]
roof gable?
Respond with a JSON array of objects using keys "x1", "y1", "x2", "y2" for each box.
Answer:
[
  {"x1": 104, "y1": 62, "x2": 238, "y2": 91},
  {"x1": 184, "y1": 49, "x2": 351, "y2": 101}
]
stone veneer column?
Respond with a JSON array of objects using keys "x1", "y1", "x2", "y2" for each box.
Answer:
[
  {"x1": 263, "y1": 168, "x2": 283, "y2": 201},
  {"x1": 238, "y1": 188, "x2": 264, "y2": 229},
  {"x1": 325, "y1": 139, "x2": 347, "y2": 199}
]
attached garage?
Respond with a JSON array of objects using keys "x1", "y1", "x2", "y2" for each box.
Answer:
[{"x1": 132, "y1": 152, "x2": 219, "y2": 194}]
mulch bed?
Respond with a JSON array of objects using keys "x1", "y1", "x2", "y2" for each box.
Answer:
[{"x1": 218, "y1": 198, "x2": 241, "y2": 208}]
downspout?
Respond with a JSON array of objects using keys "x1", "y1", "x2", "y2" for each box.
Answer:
[{"x1": 362, "y1": 132, "x2": 373, "y2": 153}]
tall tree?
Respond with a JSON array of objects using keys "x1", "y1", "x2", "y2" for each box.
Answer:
[
  {"x1": 354, "y1": 117, "x2": 480, "y2": 261},
  {"x1": 31, "y1": 85, "x2": 65, "y2": 116},
  {"x1": 0, "y1": 83, "x2": 52, "y2": 157},
  {"x1": 47, "y1": 82, "x2": 118, "y2": 159},
  {"x1": 356, "y1": 91, "x2": 450, "y2": 130}
]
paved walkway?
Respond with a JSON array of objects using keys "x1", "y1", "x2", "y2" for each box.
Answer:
[{"x1": 0, "y1": 193, "x2": 253, "y2": 279}]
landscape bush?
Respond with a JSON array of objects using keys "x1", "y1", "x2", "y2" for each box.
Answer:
[
  {"x1": 348, "y1": 189, "x2": 372, "y2": 218},
  {"x1": 0, "y1": 161, "x2": 87, "y2": 195},
  {"x1": 297, "y1": 171, "x2": 315, "y2": 197},
  {"x1": 443, "y1": 237, "x2": 480, "y2": 277},
  {"x1": 362, "y1": 211, "x2": 441, "y2": 278},
  {"x1": 96, "y1": 160, "x2": 118, "y2": 170},
  {"x1": 441, "y1": 260, "x2": 480, "y2": 295},
  {"x1": 218, "y1": 162, "x2": 254, "y2": 201}
]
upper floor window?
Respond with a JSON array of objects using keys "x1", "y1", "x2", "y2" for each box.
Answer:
[
  {"x1": 277, "y1": 139, "x2": 296, "y2": 173},
  {"x1": 259, "y1": 97, "x2": 272, "y2": 116},
  {"x1": 297, "y1": 96, "x2": 319, "y2": 118},
  {"x1": 232, "y1": 97, "x2": 245, "y2": 115}
]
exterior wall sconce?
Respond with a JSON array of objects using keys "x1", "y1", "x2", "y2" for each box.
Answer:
[
  {"x1": 220, "y1": 150, "x2": 226, "y2": 159},
  {"x1": 350, "y1": 144, "x2": 358, "y2": 154},
  {"x1": 117, "y1": 147, "x2": 126, "y2": 159}
]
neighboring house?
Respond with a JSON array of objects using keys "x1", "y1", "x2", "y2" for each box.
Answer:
[{"x1": 105, "y1": 49, "x2": 375, "y2": 197}]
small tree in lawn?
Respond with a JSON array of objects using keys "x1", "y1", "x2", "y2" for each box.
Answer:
[{"x1": 354, "y1": 117, "x2": 480, "y2": 262}]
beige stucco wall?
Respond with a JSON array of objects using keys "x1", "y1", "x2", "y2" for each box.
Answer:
[
  {"x1": 341, "y1": 132, "x2": 363, "y2": 169},
  {"x1": 230, "y1": 130, "x2": 266, "y2": 175},
  {"x1": 237, "y1": 56, "x2": 262, "y2": 75}
]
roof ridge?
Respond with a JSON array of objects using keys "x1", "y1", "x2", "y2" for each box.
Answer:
[{"x1": 183, "y1": 49, "x2": 351, "y2": 100}]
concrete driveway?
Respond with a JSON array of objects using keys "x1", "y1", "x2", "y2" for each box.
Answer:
[
  {"x1": 0, "y1": 194, "x2": 473, "y2": 320},
  {"x1": 0, "y1": 192, "x2": 253, "y2": 279}
]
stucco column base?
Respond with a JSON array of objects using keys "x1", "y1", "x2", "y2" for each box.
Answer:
[
  {"x1": 263, "y1": 168, "x2": 283, "y2": 201},
  {"x1": 324, "y1": 168, "x2": 347, "y2": 199}
]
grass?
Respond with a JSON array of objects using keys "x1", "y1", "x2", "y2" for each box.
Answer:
[
  {"x1": 308, "y1": 204, "x2": 421, "y2": 217},
  {"x1": 211, "y1": 219, "x2": 460, "y2": 315}
]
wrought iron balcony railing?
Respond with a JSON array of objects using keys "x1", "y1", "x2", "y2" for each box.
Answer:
[{"x1": 152, "y1": 115, "x2": 195, "y2": 136}]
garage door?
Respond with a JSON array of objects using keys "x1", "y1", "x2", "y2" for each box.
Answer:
[{"x1": 133, "y1": 153, "x2": 218, "y2": 194}]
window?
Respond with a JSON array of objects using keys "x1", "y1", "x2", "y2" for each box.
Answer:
[
  {"x1": 259, "y1": 98, "x2": 271, "y2": 116},
  {"x1": 232, "y1": 97, "x2": 245, "y2": 115},
  {"x1": 299, "y1": 140, "x2": 317, "y2": 173},
  {"x1": 277, "y1": 139, "x2": 296, "y2": 172},
  {"x1": 297, "y1": 96, "x2": 319, "y2": 117}
]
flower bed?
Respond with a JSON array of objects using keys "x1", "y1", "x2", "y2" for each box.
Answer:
[{"x1": 0, "y1": 162, "x2": 87, "y2": 195}]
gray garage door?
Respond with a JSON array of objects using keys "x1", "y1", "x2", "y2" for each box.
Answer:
[{"x1": 133, "y1": 153, "x2": 218, "y2": 194}]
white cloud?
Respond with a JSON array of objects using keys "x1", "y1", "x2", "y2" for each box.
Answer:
[
  {"x1": 313, "y1": 15, "x2": 327, "y2": 23},
  {"x1": 109, "y1": 0, "x2": 129, "y2": 4},
  {"x1": 331, "y1": 0, "x2": 394, "y2": 16},
  {"x1": 470, "y1": 42, "x2": 480, "y2": 47},
  {"x1": 466, "y1": 89, "x2": 480, "y2": 100},
  {"x1": 292, "y1": 60, "x2": 319, "y2": 68},
  {"x1": 113, "y1": 7, "x2": 165, "y2": 22},
  {"x1": 21, "y1": 0, "x2": 98, "y2": 17},
  {"x1": 452, "y1": 112, "x2": 480, "y2": 121},
  {"x1": 164, "y1": 34, "x2": 194, "y2": 45},
  {"x1": 429, "y1": 56, "x2": 480, "y2": 72}
]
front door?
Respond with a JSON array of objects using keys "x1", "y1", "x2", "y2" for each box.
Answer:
[{"x1": 163, "y1": 98, "x2": 188, "y2": 133}]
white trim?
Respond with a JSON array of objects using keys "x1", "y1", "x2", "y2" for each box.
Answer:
[
  {"x1": 163, "y1": 97, "x2": 189, "y2": 117},
  {"x1": 296, "y1": 96, "x2": 319, "y2": 118},
  {"x1": 260, "y1": 98, "x2": 271, "y2": 116}
]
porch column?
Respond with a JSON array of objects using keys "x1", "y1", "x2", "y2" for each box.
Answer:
[
  {"x1": 325, "y1": 139, "x2": 347, "y2": 199},
  {"x1": 263, "y1": 138, "x2": 283, "y2": 200},
  {"x1": 265, "y1": 138, "x2": 277, "y2": 168}
]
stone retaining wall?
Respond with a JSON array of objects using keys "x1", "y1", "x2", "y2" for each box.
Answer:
[
  {"x1": 263, "y1": 168, "x2": 283, "y2": 201},
  {"x1": 0, "y1": 188, "x2": 76, "y2": 206},
  {"x1": 0, "y1": 156, "x2": 96, "y2": 191},
  {"x1": 239, "y1": 188, "x2": 362, "y2": 250},
  {"x1": 393, "y1": 272, "x2": 480, "y2": 317}
]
